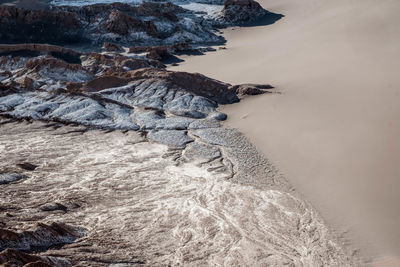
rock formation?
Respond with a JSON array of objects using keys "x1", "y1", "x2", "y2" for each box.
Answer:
[
  {"x1": 0, "y1": 117, "x2": 359, "y2": 266},
  {"x1": 220, "y1": 0, "x2": 267, "y2": 23},
  {"x1": 0, "y1": 2, "x2": 223, "y2": 47},
  {"x1": 0, "y1": 0, "x2": 359, "y2": 265},
  {"x1": 0, "y1": 249, "x2": 71, "y2": 267},
  {"x1": 0, "y1": 0, "x2": 283, "y2": 48},
  {"x1": 0, "y1": 222, "x2": 84, "y2": 252},
  {"x1": 0, "y1": 47, "x2": 272, "y2": 147}
]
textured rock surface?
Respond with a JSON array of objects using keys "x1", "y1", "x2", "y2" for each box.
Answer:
[
  {"x1": 102, "y1": 42, "x2": 123, "y2": 52},
  {"x1": 0, "y1": 2, "x2": 224, "y2": 47},
  {"x1": 0, "y1": 222, "x2": 84, "y2": 251},
  {"x1": 0, "y1": 46, "x2": 360, "y2": 264},
  {"x1": 0, "y1": 249, "x2": 71, "y2": 267},
  {"x1": 0, "y1": 118, "x2": 359, "y2": 266},
  {"x1": 0, "y1": 0, "x2": 282, "y2": 48},
  {"x1": 0, "y1": 49, "x2": 272, "y2": 146},
  {"x1": 0, "y1": 173, "x2": 26, "y2": 184},
  {"x1": 220, "y1": 0, "x2": 268, "y2": 23},
  {"x1": 148, "y1": 129, "x2": 193, "y2": 148}
]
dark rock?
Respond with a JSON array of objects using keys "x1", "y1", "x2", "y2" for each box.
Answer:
[
  {"x1": 208, "y1": 112, "x2": 228, "y2": 121},
  {"x1": 170, "y1": 42, "x2": 191, "y2": 52},
  {"x1": 0, "y1": 6, "x2": 83, "y2": 45},
  {"x1": 25, "y1": 56, "x2": 88, "y2": 78},
  {"x1": 0, "y1": 173, "x2": 27, "y2": 185},
  {"x1": 129, "y1": 42, "x2": 191, "y2": 56},
  {"x1": 130, "y1": 68, "x2": 238, "y2": 104},
  {"x1": 136, "y1": 1, "x2": 185, "y2": 22},
  {"x1": 40, "y1": 203, "x2": 68, "y2": 212},
  {"x1": 103, "y1": 42, "x2": 123, "y2": 52},
  {"x1": 16, "y1": 162, "x2": 37, "y2": 171},
  {"x1": 0, "y1": 2, "x2": 226, "y2": 48},
  {"x1": 0, "y1": 222, "x2": 84, "y2": 251},
  {"x1": 23, "y1": 77, "x2": 36, "y2": 90},
  {"x1": 146, "y1": 46, "x2": 170, "y2": 61},
  {"x1": 122, "y1": 58, "x2": 163, "y2": 70},
  {"x1": 0, "y1": 44, "x2": 81, "y2": 61},
  {"x1": 103, "y1": 11, "x2": 157, "y2": 36},
  {"x1": 220, "y1": 0, "x2": 267, "y2": 23},
  {"x1": 128, "y1": 46, "x2": 148, "y2": 54},
  {"x1": 0, "y1": 249, "x2": 71, "y2": 267},
  {"x1": 84, "y1": 76, "x2": 128, "y2": 92}
]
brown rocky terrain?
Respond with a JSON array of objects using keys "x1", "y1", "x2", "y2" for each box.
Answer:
[
  {"x1": 0, "y1": 44, "x2": 271, "y2": 133},
  {"x1": 0, "y1": 0, "x2": 281, "y2": 48},
  {"x1": 220, "y1": 0, "x2": 270, "y2": 23}
]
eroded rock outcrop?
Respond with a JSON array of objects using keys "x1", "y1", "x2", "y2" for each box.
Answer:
[
  {"x1": 0, "y1": 2, "x2": 224, "y2": 47},
  {"x1": 0, "y1": 249, "x2": 71, "y2": 267},
  {"x1": 0, "y1": 48, "x2": 272, "y2": 146},
  {"x1": 0, "y1": 222, "x2": 84, "y2": 251},
  {"x1": 0, "y1": 6, "x2": 82, "y2": 45},
  {"x1": 0, "y1": 0, "x2": 282, "y2": 48}
]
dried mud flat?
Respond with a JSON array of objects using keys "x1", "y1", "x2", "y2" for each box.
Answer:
[{"x1": 0, "y1": 117, "x2": 358, "y2": 266}]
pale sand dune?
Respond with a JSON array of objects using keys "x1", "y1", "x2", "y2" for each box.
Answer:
[{"x1": 170, "y1": 0, "x2": 400, "y2": 263}]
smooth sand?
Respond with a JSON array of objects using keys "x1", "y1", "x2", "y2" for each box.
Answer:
[{"x1": 170, "y1": 0, "x2": 400, "y2": 264}]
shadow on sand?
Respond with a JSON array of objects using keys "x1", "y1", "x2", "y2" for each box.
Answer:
[{"x1": 237, "y1": 12, "x2": 284, "y2": 27}]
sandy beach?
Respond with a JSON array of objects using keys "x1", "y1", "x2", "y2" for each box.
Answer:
[{"x1": 170, "y1": 0, "x2": 400, "y2": 264}]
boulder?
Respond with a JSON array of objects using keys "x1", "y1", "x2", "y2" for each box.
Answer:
[
  {"x1": 146, "y1": 46, "x2": 170, "y2": 61},
  {"x1": 221, "y1": 0, "x2": 267, "y2": 23},
  {"x1": 40, "y1": 202, "x2": 68, "y2": 212},
  {"x1": 0, "y1": 173, "x2": 27, "y2": 185},
  {"x1": 16, "y1": 162, "x2": 37, "y2": 171}
]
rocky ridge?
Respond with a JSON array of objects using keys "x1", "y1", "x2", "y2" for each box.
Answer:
[
  {"x1": 0, "y1": 46, "x2": 272, "y2": 147},
  {"x1": 0, "y1": 0, "x2": 281, "y2": 48}
]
